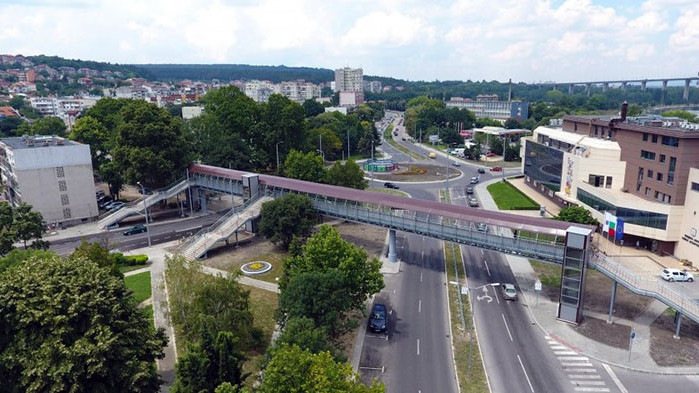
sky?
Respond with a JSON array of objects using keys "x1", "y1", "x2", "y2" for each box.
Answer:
[{"x1": 1, "y1": 0, "x2": 698, "y2": 83}]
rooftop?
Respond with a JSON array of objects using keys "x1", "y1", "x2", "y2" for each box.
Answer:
[
  {"x1": 565, "y1": 115, "x2": 699, "y2": 137},
  {"x1": 1, "y1": 135, "x2": 79, "y2": 150}
]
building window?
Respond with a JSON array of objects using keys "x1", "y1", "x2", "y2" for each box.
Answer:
[
  {"x1": 661, "y1": 136, "x2": 679, "y2": 147},
  {"x1": 655, "y1": 191, "x2": 660, "y2": 199},
  {"x1": 642, "y1": 133, "x2": 648, "y2": 141},
  {"x1": 63, "y1": 208, "x2": 71, "y2": 219},
  {"x1": 647, "y1": 169, "x2": 654, "y2": 178},
  {"x1": 659, "y1": 154, "x2": 666, "y2": 163},
  {"x1": 645, "y1": 187, "x2": 651, "y2": 196},
  {"x1": 657, "y1": 172, "x2": 663, "y2": 182},
  {"x1": 641, "y1": 150, "x2": 656, "y2": 160},
  {"x1": 577, "y1": 189, "x2": 667, "y2": 229},
  {"x1": 58, "y1": 180, "x2": 67, "y2": 192},
  {"x1": 637, "y1": 167, "x2": 644, "y2": 191},
  {"x1": 61, "y1": 194, "x2": 69, "y2": 206},
  {"x1": 605, "y1": 176, "x2": 612, "y2": 188},
  {"x1": 692, "y1": 182, "x2": 699, "y2": 192},
  {"x1": 588, "y1": 174, "x2": 604, "y2": 187},
  {"x1": 56, "y1": 166, "x2": 65, "y2": 178},
  {"x1": 652, "y1": 134, "x2": 658, "y2": 143}
]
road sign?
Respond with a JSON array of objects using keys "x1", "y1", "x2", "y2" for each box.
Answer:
[
  {"x1": 461, "y1": 286, "x2": 468, "y2": 295},
  {"x1": 630, "y1": 330, "x2": 636, "y2": 340},
  {"x1": 535, "y1": 280, "x2": 542, "y2": 291}
]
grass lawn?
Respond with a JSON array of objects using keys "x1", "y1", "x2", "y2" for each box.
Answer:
[
  {"x1": 141, "y1": 304, "x2": 154, "y2": 329},
  {"x1": 241, "y1": 285, "x2": 279, "y2": 388},
  {"x1": 367, "y1": 187, "x2": 410, "y2": 197},
  {"x1": 444, "y1": 242, "x2": 488, "y2": 393},
  {"x1": 529, "y1": 259, "x2": 562, "y2": 287},
  {"x1": 487, "y1": 181, "x2": 540, "y2": 210},
  {"x1": 118, "y1": 264, "x2": 148, "y2": 274},
  {"x1": 124, "y1": 272, "x2": 152, "y2": 304}
]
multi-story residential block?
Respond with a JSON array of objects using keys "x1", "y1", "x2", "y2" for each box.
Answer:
[
  {"x1": 446, "y1": 95, "x2": 529, "y2": 121},
  {"x1": 335, "y1": 67, "x2": 363, "y2": 93},
  {"x1": 30, "y1": 97, "x2": 58, "y2": 116},
  {"x1": 182, "y1": 106, "x2": 204, "y2": 119},
  {"x1": 0, "y1": 136, "x2": 98, "y2": 227},
  {"x1": 521, "y1": 110, "x2": 699, "y2": 258},
  {"x1": 364, "y1": 80, "x2": 382, "y2": 94}
]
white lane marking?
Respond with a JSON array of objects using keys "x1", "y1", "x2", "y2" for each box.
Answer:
[
  {"x1": 569, "y1": 374, "x2": 602, "y2": 379},
  {"x1": 418, "y1": 299, "x2": 422, "y2": 313},
  {"x1": 481, "y1": 249, "x2": 484, "y2": 255},
  {"x1": 550, "y1": 345, "x2": 568, "y2": 350},
  {"x1": 562, "y1": 362, "x2": 594, "y2": 367},
  {"x1": 571, "y1": 381, "x2": 606, "y2": 386},
  {"x1": 484, "y1": 260, "x2": 491, "y2": 276},
  {"x1": 573, "y1": 388, "x2": 610, "y2": 392},
  {"x1": 502, "y1": 314, "x2": 513, "y2": 341},
  {"x1": 558, "y1": 356, "x2": 589, "y2": 361},
  {"x1": 420, "y1": 272, "x2": 423, "y2": 282},
  {"x1": 555, "y1": 351, "x2": 579, "y2": 355},
  {"x1": 493, "y1": 288, "x2": 500, "y2": 304},
  {"x1": 517, "y1": 355, "x2": 535, "y2": 393},
  {"x1": 417, "y1": 339, "x2": 420, "y2": 355},
  {"x1": 566, "y1": 368, "x2": 597, "y2": 373},
  {"x1": 602, "y1": 364, "x2": 629, "y2": 393}
]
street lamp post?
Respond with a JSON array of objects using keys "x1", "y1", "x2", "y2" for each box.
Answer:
[
  {"x1": 136, "y1": 182, "x2": 152, "y2": 247},
  {"x1": 347, "y1": 129, "x2": 350, "y2": 160},
  {"x1": 275, "y1": 141, "x2": 283, "y2": 171}
]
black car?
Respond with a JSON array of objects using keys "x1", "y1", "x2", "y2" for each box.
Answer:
[
  {"x1": 384, "y1": 182, "x2": 399, "y2": 189},
  {"x1": 369, "y1": 303, "x2": 387, "y2": 333},
  {"x1": 477, "y1": 168, "x2": 486, "y2": 174},
  {"x1": 123, "y1": 224, "x2": 147, "y2": 236},
  {"x1": 98, "y1": 196, "x2": 113, "y2": 208}
]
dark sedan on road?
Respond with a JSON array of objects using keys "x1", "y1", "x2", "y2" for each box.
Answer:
[
  {"x1": 369, "y1": 303, "x2": 387, "y2": 333},
  {"x1": 384, "y1": 182, "x2": 400, "y2": 189},
  {"x1": 123, "y1": 224, "x2": 147, "y2": 236}
]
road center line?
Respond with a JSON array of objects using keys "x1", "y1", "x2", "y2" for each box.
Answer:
[
  {"x1": 517, "y1": 354, "x2": 535, "y2": 393},
  {"x1": 417, "y1": 339, "x2": 420, "y2": 356},
  {"x1": 502, "y1": 313, "x2": 513, "y2": 341},
  {"x1": 420, "y1": 272, "x2": 423, "y2": 282},
  {"x1": 418, "y1": 299, "x2": 422, "y2": 313},
  {"x1": 481, "y1": 249, "x2": 484, "y2": 255},
  {"x1": 602, "y1": 364, "x2": 629, "y2": 393},
  {"x1": 484, "y1": 260, "x2": 491, "y2": 277}
]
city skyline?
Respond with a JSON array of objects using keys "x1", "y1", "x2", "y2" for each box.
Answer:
[{"x1": 0, "y1": 0, "x2": 698, "y2": 82}]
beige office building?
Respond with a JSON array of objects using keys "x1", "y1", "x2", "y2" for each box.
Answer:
[{"x1": 0, "y1": 136, "x2": 98, "y2": 227}]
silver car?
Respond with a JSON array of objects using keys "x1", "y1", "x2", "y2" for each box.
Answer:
[
  {"x1": 661, "y1": 268, "x2": 694, "y2": 282},
  {"x1": 502, "y1": 284, "x2": 517, "y2": 300}
]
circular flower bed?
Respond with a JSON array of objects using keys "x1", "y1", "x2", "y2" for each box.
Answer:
[{"x1": 240, "y1": 261, "x2": 272, "y2": 275}]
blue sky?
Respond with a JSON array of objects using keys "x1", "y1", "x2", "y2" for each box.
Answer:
[{"x1": 0, "y1": 0, "x2": 697, "y2": 83}]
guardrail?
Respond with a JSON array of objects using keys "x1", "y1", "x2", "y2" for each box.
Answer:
[{"x1": 590, "y1": 255, "x2": 699, "y2": 324}]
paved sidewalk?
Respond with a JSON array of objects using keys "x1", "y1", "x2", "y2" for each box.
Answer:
[{"x1": 474, "y1": 179, "x2": 699, "y2": 375}]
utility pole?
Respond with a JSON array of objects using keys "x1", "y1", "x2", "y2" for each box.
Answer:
[
  {"x1": 275, "y1": 141, "x2": 283, "y2": 171},
  {"x1": 347, "y1": 129, "x2": 350, "y2": 160},
  {"x1": 319, "y1": 134, "x2": 322, "y2": 159},
  {"x1": 136, "y1": 182, "x2": 151, "y2": 247}
]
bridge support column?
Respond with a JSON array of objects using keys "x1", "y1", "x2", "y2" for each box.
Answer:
[
  {"x1": 388, "y1": 229, "x2": 397, "y2": 263},
  {"x1": 662, "y1": 80, "x2": 668, "y2": 105},
  {"x1": 674, "y1": 311, "x2": 683, "y2": 339},
  {"x1": 557, "y1": 227, "x2": 593, "y2": 324},
  {"x1": 607, "y1": 280, "x2": 617, "y2": 324},
  {"x1": 568, "y1": 84, "x2": 574, "y2": 95},
  {"x1": 684, "y1": 79, "x2": 691, "y2": 101},
  {"x1": 602, "y1": 82, "x2": 609, "y2": 92},
  {"x1": 621, "y1": 82, "x2": 627, "y2": 91},
  {"x1": 585, "y1": 83, "x2": 592, "y2": 97},
  {"x1": 199, "y1": 188, "x2": 207, "y2": 213},
  {"x1": 641, "y1": 80, "x2": 647, "y2": 91}
]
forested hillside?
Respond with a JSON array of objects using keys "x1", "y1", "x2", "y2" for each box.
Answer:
[{"x1": 131, "y1": 64, "x2": 334, "y2": 83}]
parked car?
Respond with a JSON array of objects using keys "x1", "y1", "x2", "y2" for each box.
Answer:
[
  {"x1": 107, "y1": 201, "x2": 125, "y2": 211},
  {"x1": 384, "y1": 182, "x2": 399, "y2": 189},
  {"x1": 661, "y1": 268, "x2": 694, "y2": 282},
  {"x1": 468, "y1": 198, "x2": 479, "y2": 207},
  {"x1": 428, "y1": 152, "x2": 437, "y2": 159},
  {"x1": 123, "y1": 224, "x2": 147, "y2": 236},
  {"x1": 102, "y1": 201, "x2": 118, "y2": 210},
  {"x1": 138, "y1": 187, "x2": 153, "y2": 195},
  {"x1": 98, "y1": 196, "x2": 113, "y2": 207},
  {"x1": 466, "y1": 186, "x2": 474, "y2": 195},
  {"x1": 477, "y1": 223, "x2": 488, "y2": 232},
  {"x1": 451, "y1": 161, "x2": 461, "y2": 167},
  {"x1": 486, "y1": 152, "x2": 497, "y2": 158},
  {"x1": 470, "y1": 176, "x2": 479, "y2": 184},
  {"x1": 491, "y1": 166, "x2": 503, "y2": 172},
  {"x1": 501, "y1": 284, "x2": 517, "y2": 300},
  {"x1": 369, "y1": 303, "x2": 387, "y2": 333},
  {"x1": 477, "y1": 168, "x2": 486, "y2": 174},
  {"x1": 96, "y1": 190, "x2": 105, "y2": 199}
]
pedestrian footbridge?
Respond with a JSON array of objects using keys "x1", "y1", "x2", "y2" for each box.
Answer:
[{"x1": 97, "y1": 163, "x2": 698, "y2": 326}]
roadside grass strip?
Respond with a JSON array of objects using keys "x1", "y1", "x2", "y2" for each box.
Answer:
[
  {"x1": 124, "y1": 271, "x2": 152, "y2": 304},
  {"x1": 486, "y1": 181, "x2": 540, "y2": 210}
]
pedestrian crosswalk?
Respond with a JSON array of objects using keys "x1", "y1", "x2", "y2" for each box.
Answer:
[{"x1": 545, "y1": 336, "x2": 612, "y2": 392}]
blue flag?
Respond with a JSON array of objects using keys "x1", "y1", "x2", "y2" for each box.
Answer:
[{"x1": 615, "y1": 219, "x2": 624, "y2": 240}]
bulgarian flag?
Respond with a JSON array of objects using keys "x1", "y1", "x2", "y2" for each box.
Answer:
[{"x1": 604, "y1": 212, "x2": 618, "y2": 238}]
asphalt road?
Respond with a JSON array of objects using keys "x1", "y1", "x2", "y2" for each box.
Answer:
[{"x1": 48, "y1": 211, "x2": 226, "y2": 255}]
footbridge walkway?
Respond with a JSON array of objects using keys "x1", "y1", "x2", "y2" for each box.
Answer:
[{"x1": 97, "y1": 163, "x2": 698, "y2": 326}]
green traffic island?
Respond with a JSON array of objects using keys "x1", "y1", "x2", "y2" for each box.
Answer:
[
  {"x1": 486, "y1": 181, "x2": 540, "y2": 210},
  {"x1": 369, "y1": 163, "x2": 462, "y2": 182}
]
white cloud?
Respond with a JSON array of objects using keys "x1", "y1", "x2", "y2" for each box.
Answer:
[
  {"x1": 628, "y1": 11, "x2": 668, "y2": 33},
  {"x1": 341, "y1": 11, "x2": 434, "y2": 48},
  {"x1": 668, "y1": 5, "x2": 699, "y2": 52},
  {"x1": 491, "y1": 41, "x2": 534, "y2": 61},
  {"x1": 626, "y1": 43, "x2": 656, "y2": 61}
]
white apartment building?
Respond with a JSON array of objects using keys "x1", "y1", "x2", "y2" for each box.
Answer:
[
  {"x1": 446, "y1": 96, "x2": 529, "y2": 121},
  {"x1": 0, "y1": 136, "x2": 98, "y2": 227},
  {"x1": 364, "y1": 80, "x2": 382, "y2": 94},
  {"x1": 29, "y1": 97, "x2": 58, "y2": 116},
  {"x1": 182, "y1": 106, "x2": 204, "y2": 119},
  {"x1": 334, "y1": 67, "x2": 363, "y2": 92},
  {"x1": 245, "y1": 80, "x2": 321, "y2": 103}
]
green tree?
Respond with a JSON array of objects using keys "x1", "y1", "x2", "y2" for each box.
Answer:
[
  {"x1": 273, "y1": 316, "x2": 341, "y2": 360},
  {"x1": 258, "y1": 193, "x2": 316, "y2": 248},
  {"x1": 111, "y1": 100, "x2": 190, "y2": 188},
  {"x1": 69, "y1": 115, "x2": 110, "y2": 167},
  {"x1": 302, "y1": 99, "x2": 325, "y2": 118},
  {"x1": 12, "y1": 203, "x2": 44, "y2": 249},
  {"x1": 307, "y1": 127, "x2": 342, "y2": 160},
  {"x1": 489, "y1": 136, "x2": 504, "y2": 155},
  {"x1": 0, "y1": 116, "x2": 24, "y2": 137},
  {"x1": 258, "y1": 345, "x2": 384, "y2": 393},
  {"x1": 661, "y1": 110, "x2": 697, "y2": 123},
  {"x1": 0, "y1": 248, "x2": 55, "y2": 277},
  {"x1": 99, "y1": 160, "x2": 124, "y2": 199},
  {"x1": 555, "y1": 206, "x2": 599, "y2": 226},
  {"x1": 70, "y1": 240, "x2": 119, "y2": 276},
  {"x1": 30, "y1": 116, "x2": 66, "y2": 136},
  {"x1": 187, "y1": 114, "x2": 254, "y2": 170},
  {"x1": 627, "y1": 104, "x2": 643, "y2": 117},
  {"x1": 504, "y1": 117, "x2": 522, "y2": 129},
  {"x1": 278, "y1": 270, "x2": 350, "y2": 332},
  {"x1": 171, "y1": 345, "x2": 211, "y2": 393},
  {"x1": 282, "y1": 226, "x2": 383, "y2": 319},
  {"x1": 0, "y1": 254, "x2": 167, "y2": 393},
  {"x1": 283, "y1": 150, "x2": 325, "y2": 182},
  {"x1": 325, "y1": 160, "x2": 367, "y2": 189}
]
